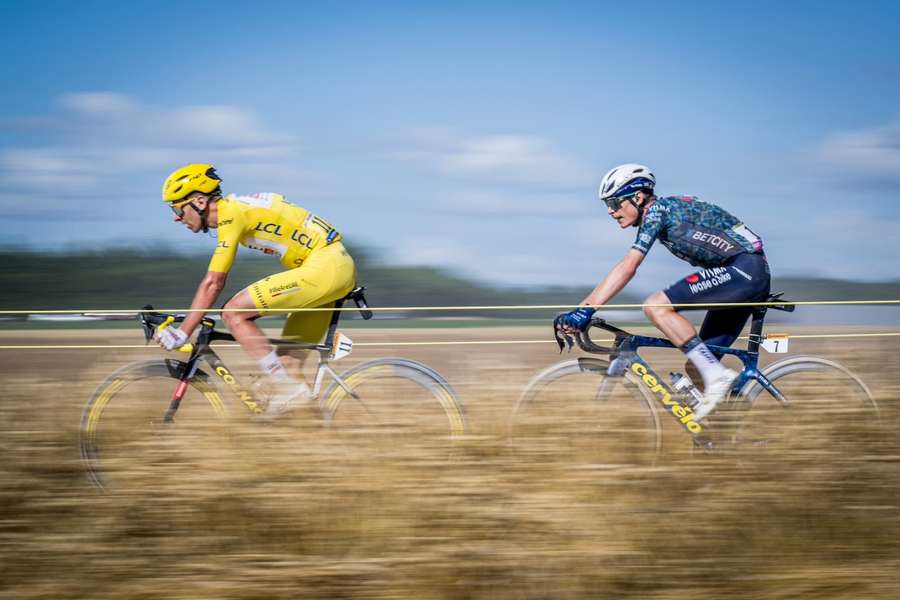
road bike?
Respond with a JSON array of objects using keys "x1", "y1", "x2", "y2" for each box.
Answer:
[
  {"x1": 509, "y1": 293, "x2": 879, "y2": 470},
  {"x1": 80, "y1": 287, "x2": 467, "y2": 489}
]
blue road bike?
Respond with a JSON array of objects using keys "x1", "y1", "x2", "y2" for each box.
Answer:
[{"x1": 510, "y1": 293, "x2": 878, "y2": 469}]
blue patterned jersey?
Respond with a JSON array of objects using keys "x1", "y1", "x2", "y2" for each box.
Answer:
[{"x1": 632, "y1": 196, "x2": 763, "y2": 268}]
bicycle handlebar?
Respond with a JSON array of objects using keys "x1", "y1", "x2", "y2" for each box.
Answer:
[
  {"x1": 138, "y1": 288, "x2": 374, "y2": 354},
  {"x1": 553, "y1": 315, "x2": 624, "y2": 355},
  {"x1": 138, "y1": 309, "x2": 194, "y2": 353}
]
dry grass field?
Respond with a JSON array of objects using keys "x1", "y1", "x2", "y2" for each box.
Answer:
[{"x1": 1, "y1": 325, "x2": 899, "y2": 599}]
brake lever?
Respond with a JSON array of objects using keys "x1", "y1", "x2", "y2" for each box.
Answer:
[
  {"x1": 552, "y1": 315, "x2": 574, "y2": 353},
  {"x1": 139, "y1": 304, "x2": 155, "y2": 343},
  {"x1": 154, "y1": 315, "x2": 194, "y2": 354}
]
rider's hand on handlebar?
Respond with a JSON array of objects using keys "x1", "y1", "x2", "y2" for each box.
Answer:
[
  {"x1": 558, "y1": 306, "x2": 596, "y2": 334},
  {"x1": 155, "y1": 326, "x2": 189, "y2": 351}
]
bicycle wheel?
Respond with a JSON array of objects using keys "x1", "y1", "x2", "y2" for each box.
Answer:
[
  {"x1": 80, "y1": 360, "x2": 228, "y2": 490},
  {"x1": 320, "y1": 358, "x2": 466, "y2": 457},
  {"x1": 731, "y1": 356, "x2": 879, "y2": 464},
  {"x1": 510, "y1": 358, "x2": 662, "y2": 473}
]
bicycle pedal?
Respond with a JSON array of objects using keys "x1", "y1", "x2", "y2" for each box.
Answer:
[{"x1": 692, "y1": 435, "x2": 715, "y2": 452}]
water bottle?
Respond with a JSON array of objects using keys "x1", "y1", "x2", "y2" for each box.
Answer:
[{"x1": 670, "y1": 372, "x2": 704, "y2": 408}]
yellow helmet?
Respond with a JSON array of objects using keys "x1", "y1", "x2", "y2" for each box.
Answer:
[{"x1": 162, "y1": 164, "x2": 222, "y2": 203}]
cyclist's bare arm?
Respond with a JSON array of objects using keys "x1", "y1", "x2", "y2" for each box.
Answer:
[
  {"x1": 581, "y1": 249, "x2": 645, "y2": 308},
  {"x1": 180, "y1": 271, "x2": 229, "y2": 336}
]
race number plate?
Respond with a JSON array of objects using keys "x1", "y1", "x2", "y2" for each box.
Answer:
[
  {"x1": 331, "y1": 332, "x2": 353, "y2": 360},
  {"x1": 761, "y1": 333, "x2": 789, "y2": 354}
]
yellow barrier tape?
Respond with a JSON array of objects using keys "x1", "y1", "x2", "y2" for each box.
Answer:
[
  {"x1": 2, "y1": 299, "x2": 900, "y2": 315},
  {"x1": 3, "y1": 332, "x2": 900, "y2": 350}
]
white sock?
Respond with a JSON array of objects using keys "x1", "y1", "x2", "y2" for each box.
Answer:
[
  {"x1": 684, "y1": 340, "x2": 730, "y2": 389},
  {"x1": 259, "y1": 350, "x2": 291, "y2": 382}
]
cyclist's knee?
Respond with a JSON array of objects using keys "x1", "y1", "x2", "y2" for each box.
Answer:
[
  {"x1": 221, "y1": 299, "x2": 252, "y2": 328},
  {"x1": 643, "y1": 291, "x2": 672, "y2": 320}
]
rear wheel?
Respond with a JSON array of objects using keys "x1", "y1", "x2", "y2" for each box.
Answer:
[
  {"x1": 732, "y1": 356, "x2": 879, "y2": 468},
  {"x1": 80, "y1": 360, "x2": 227, "y2": 490},
  {"x1": 320, "y1": 358, "x2": 466, "y2": 461}
]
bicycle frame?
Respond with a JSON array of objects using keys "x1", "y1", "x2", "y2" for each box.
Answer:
[
  {"x1": 569, "y1": 297, "x2": 795, "y2": 440},
  {"x1": 144, "y1": 288, "x2": 373, "y2": 422}
]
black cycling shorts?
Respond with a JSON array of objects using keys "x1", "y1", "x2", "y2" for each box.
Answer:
[{"x1": 663, "y1": 253, "x2": 771, "y2": 349}]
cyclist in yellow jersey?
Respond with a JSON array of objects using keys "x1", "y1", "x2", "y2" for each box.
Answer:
[{"x1": 155, "y1": 164, "x2": 356, "y2": 416}]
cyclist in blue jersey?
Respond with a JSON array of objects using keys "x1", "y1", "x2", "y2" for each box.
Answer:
[{"x1": 559, "y1": 163, "x2": 770, "y2": 421}]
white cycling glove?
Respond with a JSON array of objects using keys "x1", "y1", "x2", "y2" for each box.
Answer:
[{"x1": 157, "y1": 326, "x2": 189, "y2": 351}]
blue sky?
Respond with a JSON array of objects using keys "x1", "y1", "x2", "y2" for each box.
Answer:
[{"x1": 1, "y1": 1, "x2": 899, "y2": 290}]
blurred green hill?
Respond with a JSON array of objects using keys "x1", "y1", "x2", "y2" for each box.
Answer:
[
  {"x1": 0, "y1": 247, "x2": 613, "y2": 318},
  {"x1": 1, "y1": 248, "x2": 899, "y2": 319}
]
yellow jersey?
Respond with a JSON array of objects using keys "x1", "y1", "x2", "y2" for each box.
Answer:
[{"x1": 208, "y1": 193, "x2": 342, "y2": 273}]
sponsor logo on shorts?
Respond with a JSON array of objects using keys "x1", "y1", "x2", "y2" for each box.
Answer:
[
  {"x1": 688, "y1": 267, "x2": 732, "y2": 294},
  {"x1": 269, "y1": 282, "x2": 302, "y2": 298},
  {"x1": 732, "y1": 266, "x2": 753, "y2": 281},
  {"x1": 253, "y1": 285, "x2": 269, "y2": 309}
]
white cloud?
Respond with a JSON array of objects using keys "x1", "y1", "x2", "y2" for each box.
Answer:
[
  {"x1": 0, "y1": 92, "x2": 301, "y2": 208},
  {"x1": 387, "y1": 236, "x2": 477, "y2": 268},
  {"x1": 0, "y1": 148, "x2": 97, "y2": 192},
  {"x1": 801, "y1": 210, "x2": 900, "y2": 275},
  {"x1": 818, "y1": 116, "x2": 900, "y2": 180},
  {"x1": 60, "y1": 92, "x2": 137, "y2": 116},
  {"x1": 388, "y1": 129, "x2": 593, "y2": 189},
  {"x1": 437, "y1": 189, "x2": 594, "y2": 217}
]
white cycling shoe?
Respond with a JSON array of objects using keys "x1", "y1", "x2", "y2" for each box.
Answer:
[
  {"x1": 261, "y1": 383, "x2": 311, "y2": 420},
  {"x1": 691, "y1": 369, "x2": 738, "y2": 422}
]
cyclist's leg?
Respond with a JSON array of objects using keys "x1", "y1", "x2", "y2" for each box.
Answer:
[
  {"x1": 699, "y1": 307, "x2": 754, "y2": 350},
  {"x1": 644, "y1": 289, "x2": 728, "y2": 391},
  {"x1": 648, "y1": 254, "x2": 770, "y2": 405},
  {"x1": 223, "y1": 242, "x2": 355, "y2": 385},
  {"x1": 220, "y1": 292, "x2": 267, "y2": 359},
  {"x1": 221, "y1": 288, "x2": 302, "y2": 392},
  {"x1": 278, "y1": 301, "x2": 335, "y2": 378},
  {"x1": 697, "y1": 254, "x2": 771, "y2": 349},
  {"x1": 687, "y1": 307, "x2": 754, "y2": 389},
  {"x1": 642, "y1": 290, "x2": 696, "y2": 346},
  {"x1": 656, "y1": 254, "x2": 770, "y2": 328},
  {"x1": 267, "y1": 243, "x2": 356, "y2": 376}
]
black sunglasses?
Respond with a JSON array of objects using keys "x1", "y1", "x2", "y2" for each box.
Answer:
[
  {"x1": 604, "y1": 192, "x2": 637, "y2": 211},
  {"x1": 170, "y1": 201, "x2": 194, "y2": 218}
]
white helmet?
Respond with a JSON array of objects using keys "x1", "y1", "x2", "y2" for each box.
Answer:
[{"x1": 598, "y1": 163, "x2": 656, "y2": 203}]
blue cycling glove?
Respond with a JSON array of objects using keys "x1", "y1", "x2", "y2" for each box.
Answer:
[{"x1": 560, "y1": 306, "x2": 596, "y2": 330}]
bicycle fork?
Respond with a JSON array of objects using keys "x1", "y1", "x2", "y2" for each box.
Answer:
[
  {"x1": 163, "y1": 379, "x2": 190, "y2": 423},
  {"x1": 163, "y1": 353, "x2": 204, "y2": 423}
]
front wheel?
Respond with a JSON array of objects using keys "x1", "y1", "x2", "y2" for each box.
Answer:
[
  {"x1": 320, "y1": 358, "x2": 467, "y2": 456},
  {"x1": 80, "y1": 360, "x2": 228, "y2": 490},
  {"x1": 510, "y1": 358, "x2": 662, "y2": 474}
]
